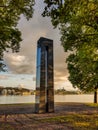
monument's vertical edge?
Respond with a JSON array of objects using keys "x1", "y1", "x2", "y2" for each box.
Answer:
[{"x1": 35, "y1": 37, "x2": 54, "y2": 113}]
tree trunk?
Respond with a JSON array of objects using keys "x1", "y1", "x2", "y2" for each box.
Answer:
[{"x1": 94, "y1": 87, "x2": 97, "y2": 103}]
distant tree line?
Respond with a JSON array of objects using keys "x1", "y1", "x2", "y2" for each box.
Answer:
[
  {"x1": 55, "y1": 88, "x2": 94, "y2": 95},
  {"x1": 55, "y1": 88, "x2": 78, "y2": 95},
  {"x1": 0, "y1": 87, "x2": 35, "y2": 95}
]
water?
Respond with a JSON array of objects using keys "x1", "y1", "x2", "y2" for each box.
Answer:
[
  {"x1": 55, "y1": 94, "x2": 94, "y2": 103},
  {"x1": 0, "y1": 95, "x2": 35, "y2": 104},
  {"x1": 0, "y1": 94, "x2": 94, "y2": 104}
]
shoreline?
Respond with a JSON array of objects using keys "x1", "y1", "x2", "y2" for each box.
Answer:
[{"x1": 0, "y1": 102, "x2": 98, "y2": 115}]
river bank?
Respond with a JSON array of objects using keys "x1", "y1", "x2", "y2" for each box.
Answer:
[{"x1": 0, "y1": 103, "x2": 98, "y2": 130}]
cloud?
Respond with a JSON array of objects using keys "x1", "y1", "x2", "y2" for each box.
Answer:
[
  {"x1": 8, "y1": 55, "x2": 26, "y2": 66},
  {"x1": 3, "y1": 0, "x2": 71, "y2": 88},
  {"x1": 4, "y1": 53, "x2": 34, "y2": 74}
]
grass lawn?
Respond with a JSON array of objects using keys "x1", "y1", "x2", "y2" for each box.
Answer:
[
  {"x1": 0, "y1": 103, "x2": 98, "y2": 130},
  {"x1": 40, "y1": 113, "x2": 98, "y2": 130},
  {"x1": 86, "y1": 103, "x2": 98, "y2": 107}
]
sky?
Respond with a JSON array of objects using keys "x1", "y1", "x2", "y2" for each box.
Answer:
[{"x1": 0, "y1": 0, "x2": 75, "y2": 90}]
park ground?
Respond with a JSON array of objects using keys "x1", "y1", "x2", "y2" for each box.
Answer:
[{"x1": 0, "y1": 103, "x2": 98, "y2": 130}]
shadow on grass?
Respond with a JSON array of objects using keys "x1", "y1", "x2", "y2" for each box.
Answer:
[{"x1": 0, "y1": 103, "x2": 98, "y2": 130}]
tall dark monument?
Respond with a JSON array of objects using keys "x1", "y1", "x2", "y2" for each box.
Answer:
[{"x1": 35, "y1": 37, "x2": 54, "y2": 113}]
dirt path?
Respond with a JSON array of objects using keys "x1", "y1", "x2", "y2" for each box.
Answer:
[{"x1": 0, "y1": 103, "x2": 98, "y2": 130}]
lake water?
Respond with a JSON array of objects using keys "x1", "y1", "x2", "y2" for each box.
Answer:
[{"x1": 0, "y1": 94, "x2": 95, "y2": 104}]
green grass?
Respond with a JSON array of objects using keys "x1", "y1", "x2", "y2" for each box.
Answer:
[
  {"x1": 86, "y1": 103, "x2": 98, "y2": 107},
  {"x1": 0, "y1": 103, "x2": 98, "y2": 129},
  {"x1": 1, "y1": 114, "x2": 98, "y2": 130},
  {"x1": 0, "y1": 124, "x2": 15, "y2": 130},
  {"x1": 40, "y1": 114, "x2": 98, "y2": 130}
]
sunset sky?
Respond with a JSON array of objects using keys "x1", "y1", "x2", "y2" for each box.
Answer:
[{"x1": 0, "y1": 0, "x2": 74, "y2": 90}]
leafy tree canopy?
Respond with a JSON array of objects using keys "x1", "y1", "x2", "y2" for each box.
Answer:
[
  {"x1": 43, "y1": 0, "x2": 98, "y2": 93},
  {"x1": 67, "y1": 43, "x2": 98, "y2": 92},
  {"x1": 0, "y1": 0, "x2": 35, "y2": 71}
]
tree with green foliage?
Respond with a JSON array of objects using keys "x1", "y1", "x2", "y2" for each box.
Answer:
[
  {"x1": 43, "y1": 0, "x2": 98, "y2": 103},
  {"x1": 0, "y1": 0, "x2": 35, "y2": 71},
  {"x1": 67, "y1": 43, "x2": 98, "y2": 103}
]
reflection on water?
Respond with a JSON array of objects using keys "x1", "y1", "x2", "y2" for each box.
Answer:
[
  {"x1": 55, "y1": 95, "x2": 94, "y2": 103},
  {"x1": 0, "y1": 94, "x2": 94, "y2": 104},
  {"x1": 0, "y1": 95, "x2": 35, "y2": 104}
]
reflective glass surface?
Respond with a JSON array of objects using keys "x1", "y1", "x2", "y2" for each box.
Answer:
[
  {"x1": 37, "y1": 47, "x2": 41, "y2": 67},
  {"x1": 36, "y1": 47, "x2": 41, "y2": 88}
]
